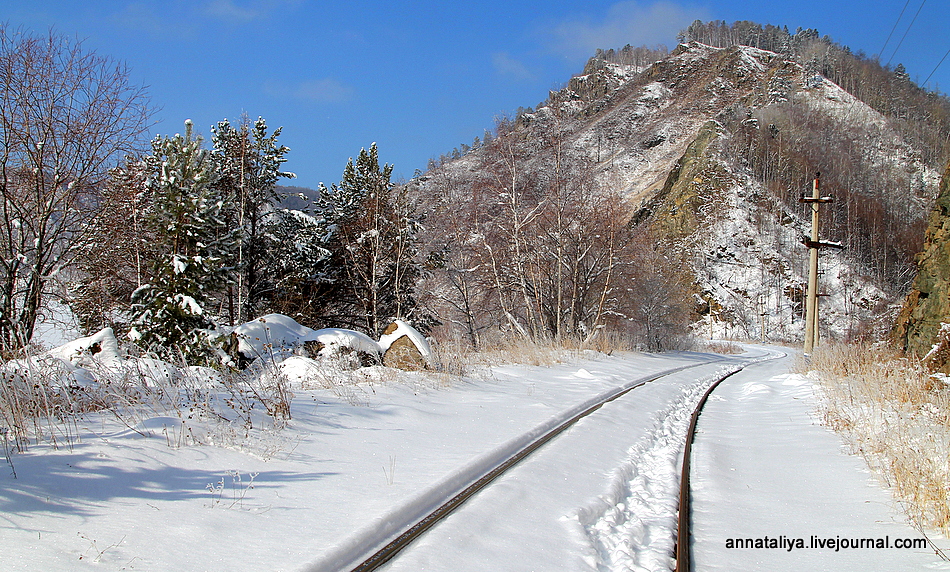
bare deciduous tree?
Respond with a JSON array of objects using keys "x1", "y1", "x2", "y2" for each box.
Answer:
[
  {"x1": 416, "y1": 112, "x2": 688, "y2": 349},
  {"x1": 0, "y1": 26, "x2": 152, "y2": 350}
]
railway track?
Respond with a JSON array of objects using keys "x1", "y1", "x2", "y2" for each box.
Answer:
[
  {"x1": 320, "y1": 351, "x2": 780, "y2": 572},
  {"x1": 675, "y1": 366, "x2": 743, "y2": 572}
]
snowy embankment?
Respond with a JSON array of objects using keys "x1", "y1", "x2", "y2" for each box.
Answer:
[
  {"x1": 310, "y1": 357, "x2": 753, "y2": 572},
  {"x1": 367, "y1": 347, "x2": 950, "y2": 572},
  {"x1": 691, "y1": 358, "x2": 950, "y2": 571}
]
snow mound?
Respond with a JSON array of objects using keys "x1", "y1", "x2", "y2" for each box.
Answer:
[
  {"x1": 121, "y1": 357, "x2": 182, "y2": 387},
  {"x1": 310, "y1": 328, "x2": 381, "y2": 358},
  {"x1": 232, "y1": 313, "x2": 382, "y2": 359},
  {"x1": 5, "y1": 314, "x2": 412, "y2": 398},
  {"x1": 0, "y1": 328, "x2": 126, "y2": 390},
  {"x1": 232, "y1": 313, "x2": 320, "y2": 357},
  {"x1": 0, "y1": 354, "x2": 94, "y2": 389},
  {"x1": 274, "y1": 355, "x2": 327, "y2": 388},
  {"x1": 46, "y1": 327, "x2": 122, "y2": 367}
]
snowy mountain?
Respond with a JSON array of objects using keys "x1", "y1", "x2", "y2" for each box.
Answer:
[{"x1": 414, "y1": 41, "x2": 940, "y2": 344}]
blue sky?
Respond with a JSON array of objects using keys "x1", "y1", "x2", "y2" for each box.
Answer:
[{"x1": 6, "y1": 1, "x2": 950, "y2": 189}]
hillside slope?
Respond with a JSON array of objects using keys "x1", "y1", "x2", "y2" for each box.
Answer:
[{"x1": 414, "y1": 41, "x2": 939, "y2": 345}]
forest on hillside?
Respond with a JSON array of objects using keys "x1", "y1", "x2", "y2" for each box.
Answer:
[
  {"x1": 676, "y1": 20, "x2": 949, "y2": 301},
  {"x1": 416, "y1": 21, "x2": 949, "y2": 348}
]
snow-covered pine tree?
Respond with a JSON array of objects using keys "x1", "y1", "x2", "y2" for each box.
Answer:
[
  {"x1": 130, "y1": 120, "x2": 234, "y2": 362},
  {"x1": 317, "y1": 144, "x2": 431, "y2": 335},
  {"x1": 256, "y1": 207, "x2": 333, "y2": 322},
  {"x1": 211, "y1": 115, "x2": 294, "y2": 324}
]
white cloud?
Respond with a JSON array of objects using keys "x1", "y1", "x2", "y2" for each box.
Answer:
[
  {"x1": 264, "y1": 78, "x2": 356, "y2": 104},
  {"x1": 202, "y1": 0, "x2": 303, "y2": 24},
  {"x1": 114, "y1": 0, "x2": 300, "y2": 34},
  {"x1": 492, "y1": 52, "x2": 536, "y2": 82},
  {"x1": 546, "y1": 1, "x2": 709, "y2": 61}
]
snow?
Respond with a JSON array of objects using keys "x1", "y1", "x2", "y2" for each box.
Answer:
[
  {"x1": 578, "y1": 367, "x2": 734, "y2": 571},
  {"x1": 2, "y1": 344, "x2": 946, "y2": 571},
  {"x1": 689, "y1": 169, "x2": 889, "y2": 343},
  {"x1": 232, "y1": 314, "x2": 431, "y2": 364},
  {"x1": 31, "y1": 299, "x2": 83, "y2": 349},
  {"x1": 173, "y1": 294, "x2": 202, "y2": 315},
  {"x1": 232, "y1": 313, "x2": 319, "y2": 356},
  {"x1": 308, "y1": 327, "x2": 381, "y2": 358},
  {"x1": 47, "y1": 327, "x2": 123, "y2": 368},
  {"x1": 172, "y1": 255, "x2": 187, "y2": 275},
  {"x1": 691, "y1": 361, "x2": 948, "y2": 570},
  {"x1": 231, "y1": 313, "x2": 382, "y2": 360},
  {"x1": 735, "y1": 45, "x2": 769, "y2": 75}
]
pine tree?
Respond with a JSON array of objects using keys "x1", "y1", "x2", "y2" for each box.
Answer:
[
  {"x1": 893, "y1": 63, "x2": 910, "y2": 83},
  {"x1": 211, "y1": 115, "x2": 294, "y2": 324},
  {"x1": 129, "y1": 120, "x2": 234, "y2": 361},
  {"x1": 256, "y1": 207, "x2": 333, "y2": 322},
  {"x1": 317, "y1": 144, "x2": 431, "y2": 335}
]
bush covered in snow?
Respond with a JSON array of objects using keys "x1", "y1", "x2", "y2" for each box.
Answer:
[{"x1": 0, "y1": 314, "x2": 436, "y2": 452}]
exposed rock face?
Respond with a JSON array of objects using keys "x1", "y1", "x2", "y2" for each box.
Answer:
[
  {"x1": 381, "y1": 322, "x2": 428, "y2": 370},
  {"x1": 635, "y1": 120, "x2": 734, "y2": 239},
  {"x1": 894, "y1": 161, "x2": 950, "y2": 361}
]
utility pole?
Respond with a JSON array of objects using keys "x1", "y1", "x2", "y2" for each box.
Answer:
[{"x1": 800, "y1": 173, "x2": 843, "y2": 355}]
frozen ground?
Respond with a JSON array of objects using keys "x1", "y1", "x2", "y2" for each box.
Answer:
[{"x1": 1, "y1": 345, "x2": 946, "y2": 571}]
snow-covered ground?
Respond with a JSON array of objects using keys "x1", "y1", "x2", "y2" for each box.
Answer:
[
  {"x1": 692, "y1": 357, "x2": 949, "y2": 571},
  {"x1": 1, "y1": 345, "x2": 945, "y2": 571}
]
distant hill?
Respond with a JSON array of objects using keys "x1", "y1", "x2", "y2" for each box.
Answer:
[{"x1": 276, "y1": 184, "x2": 320, "y2": 210}]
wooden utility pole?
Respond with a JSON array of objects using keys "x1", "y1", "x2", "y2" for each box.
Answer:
[{"x1": 800, "y1": 173, "x2": 842, "y2": 355}]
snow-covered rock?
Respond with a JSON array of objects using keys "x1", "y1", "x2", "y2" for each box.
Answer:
[
  {"x1": 232, "y1": 313, "x2": 382, "y2": 361},
  {"x1": 46, "y1": 327, "x2": 122, "y2": 368},
  {"x1": 379, "y1": 319, "x2": 433, "y2": 369}
]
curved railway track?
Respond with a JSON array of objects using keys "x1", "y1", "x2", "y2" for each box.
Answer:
[
  {"x1": 337, "y1": 350, "x2": 781, "y2": 572},
  {"x1": 675, "y1": 367, "x2": 743, "y2": 572}
]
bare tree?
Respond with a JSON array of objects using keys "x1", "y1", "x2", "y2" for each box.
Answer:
[
  {"x1": 416, "y1": 164, "x2": 498, "y2": 349},
  {"x1": 0, "y1": 26, "x2": 152, "y2": 350},
  {"x1": 71, "y1": 157, "x2": 154, "y2": 334},
  {"x1": 418, "y1": 113, "x2": 659, "y2": 346}
]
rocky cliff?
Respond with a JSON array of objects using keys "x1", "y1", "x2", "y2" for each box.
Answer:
[{"x1": 894, "y1": 161, "x2": 950, "y2": 361}]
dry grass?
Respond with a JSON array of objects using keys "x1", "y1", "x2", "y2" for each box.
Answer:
[
  {"x1": 1, "y1": 328, "x2": 680, "y2": 455},
  {"x1": 698, "y1": 340, "x2": 744, "y2": 354},
  {"x1": 429, "y1": 330, "x2": 645, "y2": 373},
  {"x1": 802, "y1": 342, "x2": 950, "y2": 536},
  {"x1": 0, "y1": 349, "x2": 296, "y2": 454}
]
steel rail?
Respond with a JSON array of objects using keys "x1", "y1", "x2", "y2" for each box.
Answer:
[
  {"x1": 675, "y1": 349, "x2": 786, "y2": 572},
  {"x1": 674, "y1": 368, "x2": 743, "y2": 572},
  {"x1": 347, "y1": 361, "x2": 712, "y2": 572}
]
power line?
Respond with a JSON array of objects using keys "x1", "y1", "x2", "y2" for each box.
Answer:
[
  {"x1": 877, "y1": 0, "x2": 912, "y2": 59},
  {"x1": 922, "y1": 45, "x2": 950, "y2": 88},
  {"x1": 886, "y1": 0, "x2": 927, "y2": 68}
]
